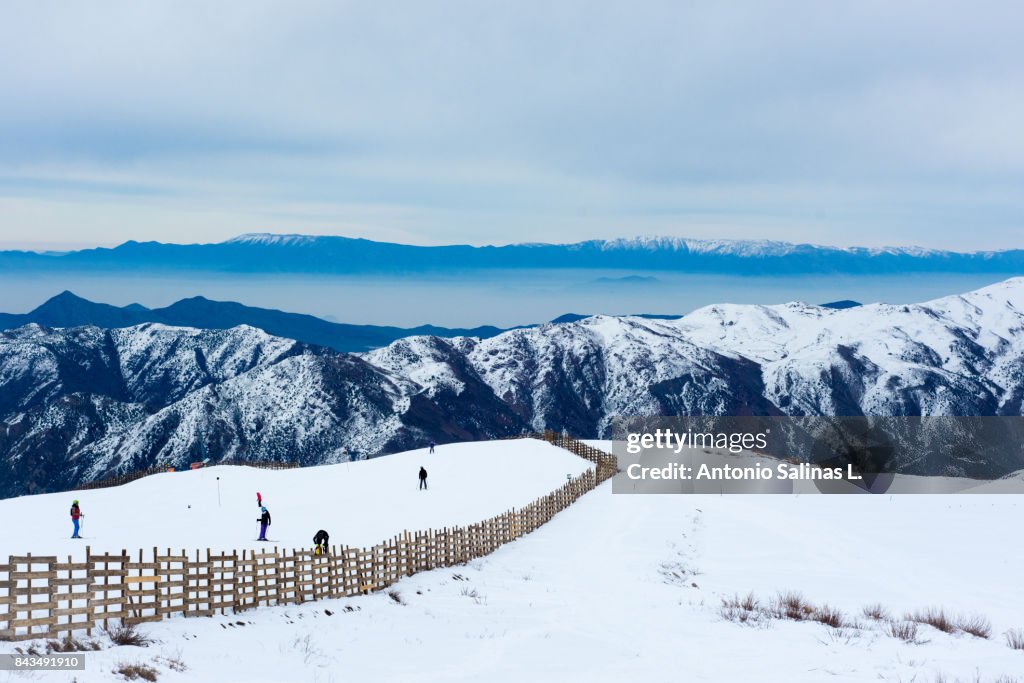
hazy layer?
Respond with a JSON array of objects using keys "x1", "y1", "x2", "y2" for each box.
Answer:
[{"x1": 0, "y1": 270, "x2": 1010, "y2": 328}]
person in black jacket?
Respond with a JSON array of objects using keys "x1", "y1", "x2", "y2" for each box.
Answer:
[
  {"x1": 257, "y1": 506, "x2": 271, "y2": 541},
  {"x1": 418, "y1": 466, "x2": 428, "y2": 490},
  {"x1": 313, "y1": 529, "x2": 329, "y2": 555}
]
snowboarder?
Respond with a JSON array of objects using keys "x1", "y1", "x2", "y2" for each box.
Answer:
[
  {"x1": 69, "y1": 499, "x2": 84, "y2": 538},
  {"x1": 428, "y1": 441, "x2": 436, "y2": 454},
  {"x1": 418, "y1": 466, "x2": 428, "y2": 490},
  {"x1": 257, "y1": 506, "x2": 271, "y2": 541},
  {"x1": 313, "y1": 529, "x2": 330, "y2": 556}
]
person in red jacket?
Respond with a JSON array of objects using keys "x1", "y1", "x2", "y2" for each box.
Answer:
[{"x1": 70, "y1": 500, "x2": 83, "y2": 538}]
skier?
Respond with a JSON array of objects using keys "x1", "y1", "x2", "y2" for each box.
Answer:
[
  {"x1": 418, "y1": 466, "x2": 428, "y2": 490},
  {"x1": 428, "y1": 441, "x2": 436, "y2": 454},
  {"x1": 257, "y1": 506, "x2": 271, "y2": 541},
  {"x1": 69, "y1": 499, "x2": 84, "y2": 539},
  {"x1": 256, "y1": 491, "x2": 262, "y2": 508},
  {"x1": 313, "y1": 529, "x2": 330, "y2": 556}
]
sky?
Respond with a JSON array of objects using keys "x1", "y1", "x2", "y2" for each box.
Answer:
[{"x1": 0, "y1": 1, "x2": 1022, "y2": 252}]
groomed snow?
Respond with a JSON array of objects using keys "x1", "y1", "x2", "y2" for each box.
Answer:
[
  {"x1": 0, "y1": 439, "x2": 591, "y2": 556},
  {"x1": 2, "y1": 440, "x2": 1022, "y2": 682}
]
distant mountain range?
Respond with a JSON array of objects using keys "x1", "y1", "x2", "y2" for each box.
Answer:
[
  {"x1": 1, "y1": 279, "x2": 1021, "y2": 496},
  {"x1": 0, "y1": 292, "x2": 693, "y2": 352},
  {"x1": 0, "y1": 291, "x2": 512, "y2": 353},
  {"x1": 2, "y1": 233, "x2": 1023, "y2": 275}
]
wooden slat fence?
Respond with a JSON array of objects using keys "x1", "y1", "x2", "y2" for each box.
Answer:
[{"x1": 0, "y1": 436, "x2": 616, "y2": 641}]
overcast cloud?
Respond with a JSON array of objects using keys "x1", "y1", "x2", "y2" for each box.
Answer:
[{"x1": 0, "y1": 1, "x2": 1021, "y2": 250}]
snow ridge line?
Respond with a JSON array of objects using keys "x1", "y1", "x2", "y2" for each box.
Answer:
[
  {"x1": 0, "y1": 434, "x2": 617, "y2": 641},
  {"x1": 76, "y1": 459, "x2": 300, "y2": 493}
]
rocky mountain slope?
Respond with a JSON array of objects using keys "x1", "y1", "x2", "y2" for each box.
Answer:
[
  {"x1": 2, "y1": 278, "x2": 1023, "y2": 496},
  {"x1": 369, "y1": 277, "x2": 1024, "y2": 432},
  {"x1": 0, "y1": 324, "x2": 524, "y2": 497}
]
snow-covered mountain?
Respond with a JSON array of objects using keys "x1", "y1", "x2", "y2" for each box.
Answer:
[
  {"x1": 586, "y1": 235, "x2": 947, "y2": 258},
  {"x1": 369, "y1": 277, "x2": 1024, "y2": 430},
  {"x1": 0, "y1": 324, "x2": 524, "y2": 497},
  {"x1": 3, "y1": 278, "x2": 1024, "y2": 496}
]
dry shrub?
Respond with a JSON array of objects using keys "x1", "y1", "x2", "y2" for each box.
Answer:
[
  {"x1": 47, "y1": 634, "x2": 101, "y2": 652},
  {"x1": 906, "y1": 607, "x2": 957, "y2": 634},
  {"x1": 458, "y1": 586, "x2": 487, "y2": 605},
  {"x1": 1005, "y1": 628, "x2": 1024, "y2": 651},
  {"x1": 720, "y1": 592, "x2": 762, "y2": 625},
  {"x1": 386, "y1": 589, "x2": 405, "y2": 605},
  {"x1": 887, "y1": 620, "x2": 922, "y2": 643},
  {"x1": 114, "y1": 662, "x2": 158, "y2": 681},
  {"x1": 958, "y1": 614, "x2": 992, "y2": 639},
  {"x1": 722, "y1": 592, "x2": 759, "y2": 612},
  {"x1": 105, "y1": 623, "x2": 153, "y2": 647},
  {"x1": 811, "y1": 604, "x2": 848, "y2": 629},
  {"x1": 154, "y1": 653, "x2": 187, "y2": 673},
  {"x1": 906, "y1": 608, "x2": 991, "y2": 638},
  {"x1": 771, "y1": 591, "x2": 815, "y2": 621},
  {"x1": 862, "y1": 603, "x2": 890, "y2": 621}
]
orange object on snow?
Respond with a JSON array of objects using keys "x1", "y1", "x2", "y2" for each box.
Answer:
[{"x1": 189, "y1": 462, "x2": 203, "y2": 470}]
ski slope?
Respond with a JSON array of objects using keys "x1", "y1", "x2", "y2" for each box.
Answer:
[
  {"x1": 2, "y1": 440, "x2": 1022, "y2": 682},
  {"x1": 0, "y1": 439, "x2": 592, "y2": 557}
]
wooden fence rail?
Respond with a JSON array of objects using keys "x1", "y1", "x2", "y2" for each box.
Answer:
[{"x1": 0, "y1": 435, "x2": 616, "y2": 641}]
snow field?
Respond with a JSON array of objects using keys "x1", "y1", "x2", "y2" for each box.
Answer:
[
  {"x1": 0, "y1": 439, "x2": 592, "y2": 557},
  {"x1": 2, "y1": 440, "x2": 1022, "y2": 682}
]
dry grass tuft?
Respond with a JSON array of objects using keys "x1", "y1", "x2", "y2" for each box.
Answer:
[
  {"x1": 862, "y1": 603, "x2": 890, "y2": 621},
  {"x1": 771, "y1": 591, "x2": 815, "y2": 621},
  {"x1": 906, "y1": 607, "x2": 958, "y2": 634},
  {"x1": 886, "y1": 620, "x2": 923, "y2": 644},
  {"x1": 1005, "y1": 628, "x2": 1024, "y2": 651},
  {"x1": 720, "y1": 592, "x2": 762, "y2": 625},
  {"x1": 810, "y1": 604, "x2": 848, "y2": 629},
  {"x1": 47, "y1": 634, "x2": 101, "y2": 652},
  {"x1": 958, "y1": 614, "x2": 992, "y2": 639},
  {"x1": 106, "y1": 623, "x2": 153, "y2": 647},
  {"x1": 114, "y1": 662, "x2": 158, "y2": 681}
]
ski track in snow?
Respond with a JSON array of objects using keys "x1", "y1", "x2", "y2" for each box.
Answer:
[{"x1": 2, "y1": 441, "x2": 1022, "y2": 682}]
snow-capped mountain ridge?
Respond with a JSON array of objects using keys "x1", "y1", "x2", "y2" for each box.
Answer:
[
  {"x1": 369, "y1": 277, "x2": 1024, "y2": 438},
  {"x1": 6, "y1": 232, "x2": 1022, "y2": 275},
  {"x1": 3, "y1": 278, "x2": 1024, "y2": 496},
  {"x1": 226, "y1": 233, "x2": 325, "y2": 246},
  {"x1": 229, "y1": 232, "x2": 963, "y2": 257}
]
